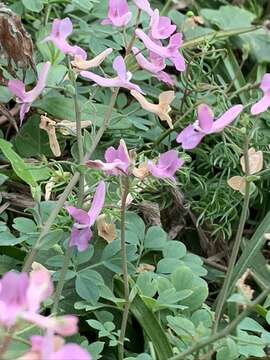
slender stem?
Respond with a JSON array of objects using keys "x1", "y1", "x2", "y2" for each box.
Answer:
[
  {"x1": 153, "y1": 107, "x2": 194, "y2": 148},
  {"x1": 213, "y1": 134, "x2": 251, "y2": 333},
  {"x1": 0, "y1": 326, "x2": 16, "y2": 358},
  {"x1": 160, "y1": 0, "x2": 173, "y2": 15},
  {"x1": 118, "y1": 176, "x2": 130, "y2": 360},
  {"x1": 169, "y1": 287, "x2": 270, "y2": 360},
  {"x1": 51, "y1": 65, "x2": 85, "y2": 314},
  {"x1": 72, "y1": 72, "x2": 85, "y2": 206},
  {"x1": 125, "y1": 9, "x2": 141, "y2": 56},
  {"x1": 22, "y1": 89, "x2": 119, "y2": 272},
  {"x1": 52, "y1": 246, "x2": 72, "y2": 314}
]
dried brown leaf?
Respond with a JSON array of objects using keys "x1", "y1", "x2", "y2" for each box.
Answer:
[{"x1": 0, "y1": 3, "x2": 34, "y2": 70}]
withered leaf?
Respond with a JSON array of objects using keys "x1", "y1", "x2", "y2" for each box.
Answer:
[{"x1": 0, "y1": 3, "x2": 34, "y2": 71}]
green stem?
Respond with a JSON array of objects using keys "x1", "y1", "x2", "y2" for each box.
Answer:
[
  {"x1": 182, "y1": 26, "x2": 261, "y2": 49},
  {"x1": 51, "y1": 68, "x2": 85, "y2": 314},
  {"x1": 125, "y1": 9, "x2": 141, "y2": 56},
  {"x1": 213, "y1": 134, "x2": 251, "y2": 333},
  {"x1": 160, "y1": 0, "x2": 173, "y2": 15},
  {"x1": 154, "y1": 107, "x2": 194, "y2": 148},
  {"x1": 22, "y1": 89, "x2": 119, "y2": 272},
  {"x1": 118, "y1": 176, "x2": 130, "y2": 360},
  {"x1": 169, "y1": 287, "x2": 270, "y2": 360},
  {"x1": 52, "y1": 246, "x2": 73, "y2": 314}
]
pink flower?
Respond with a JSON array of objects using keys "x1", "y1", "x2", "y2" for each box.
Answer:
[
  {"x1": 0, "y1": 268, "x2": 53, "y2": 327},
  {"x1": 132, "y1": 0, "x2": 153, "y2": 16},
  {"x1": 86, "y1": 139, "x2": 130, "y2": 176},
  {"x1": 251, "y1": 73, "x2": 270, "y2": 115},
  {"x1": 22, "y1": 313, "x2": 78, "y2": 336},
  {"x1": 132, "y1": 47, "x2": 174, "y2": 85},
  {"x1": 135, "y1": 29, "x2": 185, "y2": 72},
  {"x1": 101, "y1": 0, "x2": 132, "y2": 27},
  {"x1": 80, "y1": 55, "x2": 143, "y2": 93},
  {"x1": 150, "y1": 9, "x2": 176, "y2": 39},
  {"x1": 177, "y1": 104, "x2": 243, "y2": 150},
  {"x1": 147, "y1": 150, "x2": 184, "y2": 181},
  {"x1": 71, "y1": 48, "x2": 113, "y2": 70},
  {"x1": 66, "y1": 181, "x2": 106, "y2": 252},
  {"x1": 8, "y1": 62, "x2": 51, "y2": 125},
  {"x1": 20, "y1": 335, "x2": 92, "y2": 360},
  {"x1": 43, "y1": 18, "x2": 87, "y2": 59}
]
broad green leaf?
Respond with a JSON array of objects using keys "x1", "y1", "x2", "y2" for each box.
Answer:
[
  {"x1": 22, "y1": 0, "x2": 44, "y2": 12},
  {"x1": 14, "y1": 116, "x2": 66, "y2": 158},
  {"x1": 13, "y1": 218, "x2": 37, "y2": 234},
  {"x1": 76, "y1": 269, "x2": 104, "y2": 303},
  {"x1": 163, "y1": 241, "x2": 187, "y2": 259},
  {"x1": 229, "y1": 210, "x2": 270, "y2": 294},
  {"x1": 144, "y1": 226, "x2": 167, "y2": 250},
  {"x1": 201, "y1": 6, "x2": 255, "y2": 30},
  {"x1": 0, "y1": 139, "x2": 37, "y2": 192}
]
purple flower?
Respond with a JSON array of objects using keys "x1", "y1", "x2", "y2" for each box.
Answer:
[
  {"x1": 8, "y1": 62, "x2": 51, "y2": 125},
  {"x1": 66, "y1": 181, "x2": 106, "y2": 252},
  {"x1": 101, "y1": 0, "x2": 132, "y2": 27},
  {"x1": 176, "y1": 104, "x2": 243, "y2": 150},
  {"x1": 86, "y1": 139, "x2": 130, "y2": 176},
  {"x1": 23, "y1": 334, "x2": 92, "y2": 360},
  {"x1": 251, "y1": 73, "x2": 270, "y2": 115},
  {"x1": 43, "y1": 18, "x2": 87, "y2": 60},
  {"x1": 80, "y1": 55, "x2": 143, "y2": 93},
  {"x1": 0, "y1": 269, "x2": 53, "y2": 327},
  {"x1": 132, "y1": 0, "x2": 153, "y2": 16},
  {"x1": 135, "y1": 29, "x2": 185, "y2": 72},
  {"x1": 150, "y1": 9, "x2": 176, "y2": 40},
  {"x1": 132, "y1": 47, "x2": 174, "y2": 85},
  {"x1": 147, "y1": 150, "x2": 184, "y2": 181}
]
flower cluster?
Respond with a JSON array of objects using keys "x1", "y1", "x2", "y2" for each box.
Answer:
[
  {"x1": 6, "y1": 2, "x2": 268, "y2": 255},
  {"x1": 0, "y1": 265, "x2": 91, "y2": 359}
]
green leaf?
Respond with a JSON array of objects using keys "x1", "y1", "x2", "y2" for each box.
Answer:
[
  {"x1": 13, "y1": 116, "x2": 66, "y2": 158},
  {"x1": 0, "y1": 174, "x2": 8, "y2": 186},
  {"x1": 163, "y1": 241, "x2": 187, "y2": 259},
  {"x1": 115, "y1": 279, "x2": 174, "y2": 360},
  {"x1": 76, "y1": 269, "x2": 104, "y2": 303},
  {"x1": 22, "y1": 0, "x2": 44, "y2": 12},
  {"x1": 0, "y1": 232, "x2": 25, "y2": 246},
  {"x1": 171, "y1": 266, "x2": 194, "y2": 291},
  {"x1": 13, "y1": 218, "x2": 37, "y2": 234},
  {"x1": 229, "y1": 210, "x2": 270, "y2": 294},
  {"x1": 167, "y1": 315, "x2": 196, "y2": 337},
  {"x1": 144, "y1": 226, "x2": 167, "y2": 250},
  {"x1": 201, "y1": 6, "x2": 255, "y2": 31},
  {"x1": 222, "y1": 47, "x2": 248, "y2": 104},
  {"x1": 0, "y1": 139, "x2": 37, "y2": 192}
]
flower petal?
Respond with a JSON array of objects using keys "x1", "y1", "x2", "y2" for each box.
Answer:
[
  {"x1": 65, "y1": 206, "x2": 90, "y2": 225},
  {"x1": 19, "y1": 103, "x2": 31, "y2": 126},
  {"x1": 8, "y1": 79, "x2": 26, "y2": 100},
  {"x1": 88, "y1": 181, "x2": 106, "y2": 226},
  {"x1": 80, "y1": 71, "x2": 121, "y2": 87},
  {"x1": 113, "y1": 56, "x2": 127, "y2": 81},
  {"x1": 176, "y1": 125, "x2": 205, "y2": 150},
  {"x1": 58, "y1": 18, "x2": 73, "y2": 39},
  {"x1": 53, "y1": 344, "x2": 91, "y2": 360},
  {"x1": 260, "y1": 73, "x2": 270, "y2": 92},
  {"x1": 132, "y1": 0, "x2": 153, "y2": 16},
  {"x1": 150, "y1": 10, "x2": 176, "y2": 40},
  {"x1": 132, "y1": 47, "x2": 165, "y2": 73},
  {"x1": 197, "y1": 104, "x2": 214, "y2": 132},
  {"x1": 69, "y1": 227, "x2": 92, "y2": 252},
  {"x1": 212, "y1": 105, "x2": 243, "y2": 132},
  {"x1": 251, "y1": 94, "x2": 270, "y2": 115}
]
